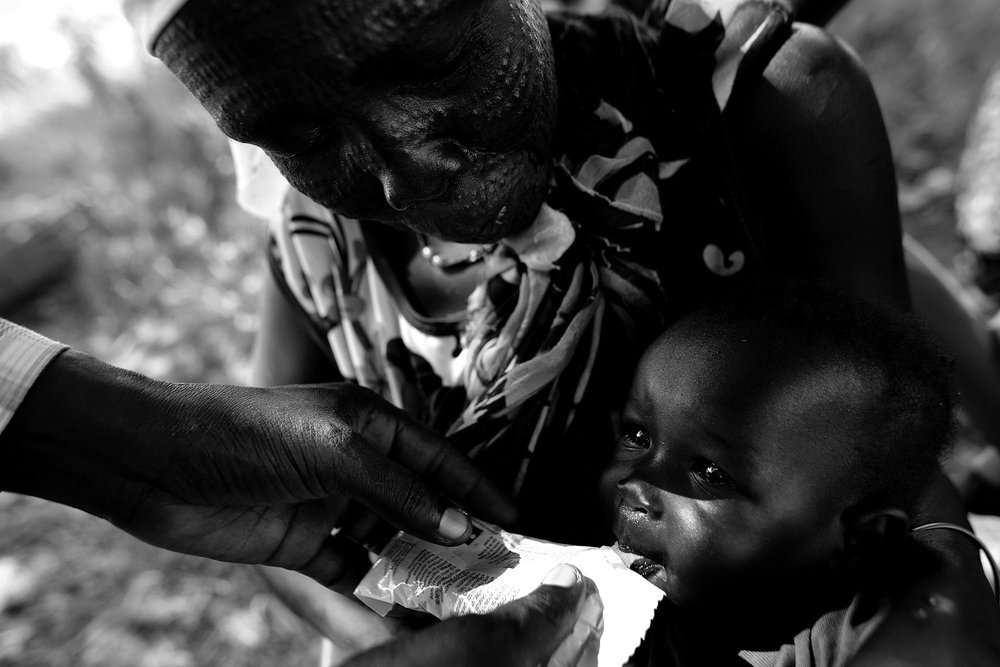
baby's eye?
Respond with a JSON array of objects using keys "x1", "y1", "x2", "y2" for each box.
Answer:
[
  {"x1": 692, "y1": 460, "x2": 736, "y2": 490},
  {"x1": 621, "y1": 427, "x2": 653, "y2": 450}
]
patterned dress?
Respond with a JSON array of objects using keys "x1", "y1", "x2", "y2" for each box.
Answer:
[{"x1": 262, "y1": 0, "x2": 791, "y2": 544}]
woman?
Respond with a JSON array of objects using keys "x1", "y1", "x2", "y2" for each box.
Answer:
[{"x1": 130, "y1": 0, "x2": 1000, "y2": 663}]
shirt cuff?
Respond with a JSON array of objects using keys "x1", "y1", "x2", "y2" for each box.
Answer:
[{"x1": 0, "y1": 319, "x2": 68, "y2": 435}]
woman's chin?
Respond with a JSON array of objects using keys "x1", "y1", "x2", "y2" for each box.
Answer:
[
  {"x1": 412, "y1": 193, "x2": 543, "y2": 243},
  {"x1": 420, "y1": 155, "x2": 549, "y2": 243}
]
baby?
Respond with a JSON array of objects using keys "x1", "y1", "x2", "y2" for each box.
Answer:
[
  {"x1": 603, "y1": 280, "x2": 955, "y2": 664},
  {"x1": 357, "y1": 279, "x2": 955, "y2": 665}
]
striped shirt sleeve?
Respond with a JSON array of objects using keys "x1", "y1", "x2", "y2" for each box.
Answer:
[{"x1": 0, "y1": 319, "x2": 68, "y2": 435}]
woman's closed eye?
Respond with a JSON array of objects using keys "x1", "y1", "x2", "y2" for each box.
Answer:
[
  {"x1": 692, "y1": 459, "x2": 736, "y2": 491},
  {"x1": 255, "y1": 122, "x2": 336, "y2": 159}
]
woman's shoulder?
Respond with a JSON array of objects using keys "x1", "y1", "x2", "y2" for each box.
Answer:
[
  {"x1": 761, "y1": 20, "x2": 875, "y2": 115},
  {"x1": 728, "y1": 17, "x2": 910, "y2": 307},
  {"x1": 735, "y1": 18, "x2": 890, "y2": 185}
]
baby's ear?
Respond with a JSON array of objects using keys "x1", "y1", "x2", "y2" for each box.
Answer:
[{"x1": 841, "y1": 506, "x2": 909, "y2": 573}]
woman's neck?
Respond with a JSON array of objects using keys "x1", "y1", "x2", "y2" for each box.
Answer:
[{"x1": 364, "y1": 225, "x2": 490, "y2": 321}]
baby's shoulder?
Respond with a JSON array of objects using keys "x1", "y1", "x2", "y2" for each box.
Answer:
[{"x1": 738, "y1": 591, "x2": 888, "y2": 667}]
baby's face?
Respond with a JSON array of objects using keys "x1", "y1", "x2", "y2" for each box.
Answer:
[{"x1": 600, "y1": 333, "x2": 868, "y2": 610}]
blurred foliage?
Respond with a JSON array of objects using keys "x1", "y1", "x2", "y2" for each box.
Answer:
[
  {"x1": 0, "y1": 27, "x2": 263, "y2": 385},
  {"x1": 1, "y1": 1, "x2": 999, "y2": 666},
  {"x1": 0, "y1": 46, "x2": 23, "y2": 97},
  {"x1": 831, "y1": 0, "x2": 1000, "y2": 262},
  {"x1": 0, "y1": 15, "x2": 316, "y2": 667},
  {"x1": 0, "y1": 494, "x2": 318, "y2": 667},
  {"x1": 834, "y1": 0, "x2": 1000, "y2": 177}
]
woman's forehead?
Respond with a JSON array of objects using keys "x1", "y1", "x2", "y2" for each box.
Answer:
[
  {"x1": 160, "y1": 0, "x2": 480, "y2": 47},
  {"x1": 152, "y1": 0, "x2": 480, "y2": 123},
  {"x1": 152, "y1": 0, "x2": 541, "y2": 108}
]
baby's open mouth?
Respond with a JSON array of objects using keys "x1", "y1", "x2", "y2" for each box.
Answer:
[{"x1": 612, "y1": 541, "x2": 667, "y2": 586}]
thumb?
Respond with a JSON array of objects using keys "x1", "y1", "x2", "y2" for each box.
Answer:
[
  {"x1": 494, "y1": 564, "x2": 599, "y2": 665},
  {"x1": 345, "y1": 564, "x2": 594, "y2": 667}
]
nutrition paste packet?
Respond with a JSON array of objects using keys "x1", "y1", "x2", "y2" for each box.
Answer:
[{"x1": 354, "y1": 518, "x2": 664, "y2": 667}]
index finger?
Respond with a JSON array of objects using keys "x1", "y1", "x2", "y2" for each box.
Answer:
[
  {"x1": 358, "y1": 400, "x2": 518, "y2": 527},
  {"x1": 327, "y1": 429, "x2": 489, "y2": 545}
]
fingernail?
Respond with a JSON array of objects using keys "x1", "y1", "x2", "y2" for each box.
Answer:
[
  {"x1": 542, "y1": 564, "x2": 581, "y2": 588},
  {"x1": 438, "y1": 507, "x2": 470, "y2": 541}
]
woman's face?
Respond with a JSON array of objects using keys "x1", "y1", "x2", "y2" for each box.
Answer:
[{"x1": 156, "y1": 0, "x2": 557, "y2": 242}]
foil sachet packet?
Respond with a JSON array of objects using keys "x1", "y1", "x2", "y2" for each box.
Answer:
[{"x1": 354, "y1": 518, "x2": 664, "y2": 667}]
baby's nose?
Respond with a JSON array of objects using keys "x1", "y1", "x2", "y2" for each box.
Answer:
[
  {"x1": 617, "y1": 479, "x2": 663, "y2": 520},
  {"x1": 379, "y1": 141, "x2": 468, "y2": 211}
]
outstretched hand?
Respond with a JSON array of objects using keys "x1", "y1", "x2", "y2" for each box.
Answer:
[{"x1": 0, "y1": 350, "x2": 516, "y2": 588}]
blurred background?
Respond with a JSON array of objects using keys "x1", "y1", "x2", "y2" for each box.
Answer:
[{"x1": 1, "y1": 0, "x2": 999, "y2": 665}]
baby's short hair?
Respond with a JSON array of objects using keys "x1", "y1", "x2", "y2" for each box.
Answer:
[{"x1": 670, "y1": 278, "x2": 956, "y2": 515}]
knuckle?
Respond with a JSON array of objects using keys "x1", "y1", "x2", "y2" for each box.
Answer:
[
  {"x1": 313, "y1": 420, "x2": 373, "y2": 500},
  {"x1": 323, "y1": 421, "x2": 355, "y2": 454}
]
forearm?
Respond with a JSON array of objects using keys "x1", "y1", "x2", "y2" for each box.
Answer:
[
  {"x1": 0, "y1": 348, "x2": 178, "y2": 522},
  {"x1": 0, "y1": 349, "x2": 302, "y2": 528}
]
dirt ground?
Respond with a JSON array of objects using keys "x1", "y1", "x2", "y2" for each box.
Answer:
[{"x1": 2, "y1": 1, "x2": 999, "y2": 665}]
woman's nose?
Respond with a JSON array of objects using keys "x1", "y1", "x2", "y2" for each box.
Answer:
[
  {"x1": 379, "y1": 142, "x2": 468, "y2": 211},
  {"x1": 617, "y1": 478, "x2": 663, "y2": 519}
]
